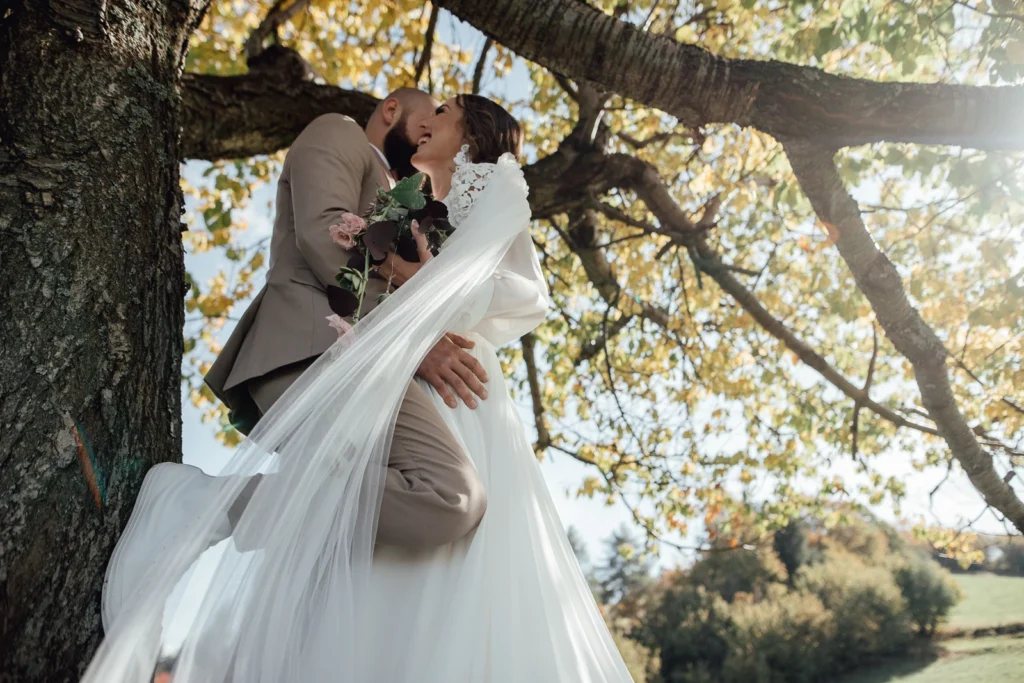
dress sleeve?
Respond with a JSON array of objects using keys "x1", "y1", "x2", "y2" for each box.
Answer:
[
  {"x1": 445, "y1": 156, "x2": 549, "y2": 346},
  {"x1": 453, "y1": 230, "x2": 549, "y2": 347}
]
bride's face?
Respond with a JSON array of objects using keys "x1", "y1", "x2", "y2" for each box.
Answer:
[{"x1": 411, "y1": 98, "x2": 466, "y2": 173}]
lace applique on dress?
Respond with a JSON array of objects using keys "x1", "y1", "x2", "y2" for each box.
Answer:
[{"x1": 442, "y1": 144, "x2": 523, "y2": 229}]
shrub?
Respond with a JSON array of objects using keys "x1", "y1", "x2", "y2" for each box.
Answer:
[
  {"x1": 722, "y1": 586, "x2": 836, "y2": 683},
  {"x1": 637, "y1": 516, "x2": 958, "y2": 683},
  {"x1": 892, "y1": 550, "x2": 961, "y2": 635},
  {"x1": 687, "y1": 547, "x2": 787, "y2": 602},
  {"x1": 612, "y1": 626, "x2": 662, "y2": 683},
  {"x1": 634, "y1": 584, "x2": 736, "y2": 680},
  {"x1": 820, "y1": 517, "x2": 892, "y2": 564},
  {"x1": 798, "y1": 552, "x2": 913, "y2": 669},
  {"x1": 668, "y1": 661, "x2": 717, "y2": 683}
]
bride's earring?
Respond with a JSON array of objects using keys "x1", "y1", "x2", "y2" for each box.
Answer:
[{"x1": 455, "y1": 143, "x2": 471, "y2": 166}]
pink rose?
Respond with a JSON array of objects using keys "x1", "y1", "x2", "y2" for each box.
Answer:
[
  {"x1": 329, "y1": 213, "x2": 367, "y2": 249},
  {"x1": 326, "y1": 314, "x2": 353, "y2": 339}
]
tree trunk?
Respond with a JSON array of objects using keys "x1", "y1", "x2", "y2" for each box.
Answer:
[{"x1": 0, "y1": 1, "x2": 205, "y2": 679}]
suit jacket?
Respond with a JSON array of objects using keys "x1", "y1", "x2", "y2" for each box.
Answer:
[{"x1": 204, "y1": 114, "x2": 393, "y2": 431}]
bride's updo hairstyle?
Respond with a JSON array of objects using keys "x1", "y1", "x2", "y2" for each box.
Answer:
[{"x1": 457, "y1": 95, "x2": 523, "y2": 164}]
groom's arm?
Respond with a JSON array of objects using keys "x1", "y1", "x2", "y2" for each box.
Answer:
[{"x1": 288, "y1": 114, "x2": 374, "y2": 288}]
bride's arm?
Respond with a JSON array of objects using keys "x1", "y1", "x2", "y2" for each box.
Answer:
[{"x1": 454, "y1": 230, "x2": 549, "y2": 347}]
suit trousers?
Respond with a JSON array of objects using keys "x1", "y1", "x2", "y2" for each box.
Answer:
[{"x1": 241, "y1": 358, "x2": 487, "y2": 548}]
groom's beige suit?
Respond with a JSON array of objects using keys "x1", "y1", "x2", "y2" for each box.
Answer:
[{"x1": 205, "y1": 113, "x2": 486, "y2": 548}]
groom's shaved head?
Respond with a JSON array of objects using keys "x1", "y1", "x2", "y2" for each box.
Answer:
[
  {"x1": 377, "y1": 87, "x2": 436, "y2": 115},
  {"x1": 366, "y1": 87, "x2": 438, "y2": 180}
]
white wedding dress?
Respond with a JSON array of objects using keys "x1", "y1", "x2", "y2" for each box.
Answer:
[
  {"x1": 83, "y1": 153, "x2": 634, "y2": 683},
  {"x1": 363, "y1": 156, "x2": 633, "y2": 682}
]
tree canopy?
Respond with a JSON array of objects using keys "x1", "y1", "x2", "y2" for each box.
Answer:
[{"x1": 179, "y1": 0, "x2": 1024, "y2": 548}]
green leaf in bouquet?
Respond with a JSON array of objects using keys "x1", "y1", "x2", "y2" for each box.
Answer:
[
  {"x1": 335, "y1": 266, "x2": 364, "y2": 290},
  {"x1": 386, "y1": 206, "x2": 409, "y2": 221},
  {"x1": 388, "y1": 172, "x2": 427, "y2": 210}
]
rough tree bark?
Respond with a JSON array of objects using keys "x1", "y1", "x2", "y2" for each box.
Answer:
[
  {"x1": 181, "y1": 73, "x2": 378, "y2": 160},
  {"x1": 438, "y1": 0, "x2": 1024, "y2": 151},
  {"x1": 0, "y1": 1, "x2": 207, "y2": 680}
]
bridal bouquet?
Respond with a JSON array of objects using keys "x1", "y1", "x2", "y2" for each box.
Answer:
[{"x1": 325, "y1": 173, "x2": 453, "y2": 335}]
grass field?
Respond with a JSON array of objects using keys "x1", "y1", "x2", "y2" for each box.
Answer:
[
  {"x1": 947, "y1": 574, "x2": 1024, "y2": 631},
  {"x1": 841, "y1": 635, "x2": 1024, "y2": 683},
  {"x1": 841, "y1": 574, "x2": 1024, "y2": 683}
]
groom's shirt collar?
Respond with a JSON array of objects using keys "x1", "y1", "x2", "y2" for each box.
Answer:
[{"x1": 369, "y1": 144, "x2": 390, "y2": 170}]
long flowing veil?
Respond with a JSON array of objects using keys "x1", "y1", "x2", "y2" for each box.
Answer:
[{"x1": 82, "y1": 157, "x2": 532, "y2": 683}]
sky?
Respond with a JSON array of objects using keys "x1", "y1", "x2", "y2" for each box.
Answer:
[{"x1": 166, "y1": 5, "x2": 1019, "y2": 650}]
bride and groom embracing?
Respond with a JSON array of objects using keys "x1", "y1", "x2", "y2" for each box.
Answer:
[{"x1": 84, "y1": 88, "x2": 636, "y2": 682}]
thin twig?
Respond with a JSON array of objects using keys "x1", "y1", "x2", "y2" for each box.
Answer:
[{"x1": 414, "y1": 1, "x2": 440, "y2": 91}]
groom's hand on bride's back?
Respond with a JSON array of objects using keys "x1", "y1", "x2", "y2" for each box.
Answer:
[{"x1": 417, "y1": 334, "x2": 489, "y2": 410}]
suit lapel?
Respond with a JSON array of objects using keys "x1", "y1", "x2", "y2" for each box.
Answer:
[{"x1": 369, "y1": 148, "x2": 394, "y2": 190}]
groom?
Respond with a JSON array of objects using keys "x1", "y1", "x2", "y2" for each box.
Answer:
[{"x1": 102, "y1": 88, "x2": 493, "y2": 629}]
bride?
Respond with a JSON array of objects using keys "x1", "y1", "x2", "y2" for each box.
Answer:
[{"x1": 83, "y1": 95, "x2": 635, "y2": 682}]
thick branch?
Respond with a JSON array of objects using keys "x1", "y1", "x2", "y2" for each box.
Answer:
[
  {"x1": 181, "y1": 74, "x2": 378, "y2": 160},
  {"x1": 180, "y1": 74, "x2": 645, "y2": 221},
  {"x1": 438, "y1": 0, "x2": 1024, "y2": 150},
  {"x1": 784, "y1": 139, "x2": 1024, "y2": 533}
]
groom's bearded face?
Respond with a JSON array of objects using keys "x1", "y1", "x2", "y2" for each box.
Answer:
[{"x1": 383, "y1": 113, "x2": 419, "y2": 179}]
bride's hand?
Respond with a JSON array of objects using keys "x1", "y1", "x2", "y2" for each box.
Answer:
[{"x1": 377, "y1": 222, "x2": 434, "y2": 287}]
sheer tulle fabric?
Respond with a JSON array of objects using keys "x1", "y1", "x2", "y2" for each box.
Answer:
[
  {"x1": 364, "y1": 336, "x2": 635, "y2": 681},
  {"x1": 82, "y1": 157, "x2": 634, "y2": 682}
]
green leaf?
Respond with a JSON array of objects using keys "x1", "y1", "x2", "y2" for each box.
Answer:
[
  {"x1": 387, "y1": 172, "x2": 427, "y2": 210},
  {"x1": 814, "y1": 25, "x2": 840, "y2": 59}
]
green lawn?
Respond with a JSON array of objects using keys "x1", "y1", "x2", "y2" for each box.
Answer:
[
  {"x1": 840, "y1": 574, "x2": 1024, "y2": 683},
  {"x1": 948, "y1": 574, "x2": 1024, "y2": 631},
  {"x1": 840, "y1": 636, "x2": 1024, "y2": 683}
]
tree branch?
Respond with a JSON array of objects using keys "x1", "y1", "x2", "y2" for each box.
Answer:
[
  {"x1": 179, "y1": 74, "x2": 646, "y2": 221},
  {"x1": 521, "y1": 331, "x2": 552, "y2": 451},
  {"x1": 246, "y1": 0, "x2": 312, "y2": 60},
  {"x1": 437, "y1": 0, "x2": 1024, "y2": 150},
  {"x1": 414, "y1": 1, "x2": 441, "y2": 91},
  {"x1": 784, "y1": 138, "x2": 1024, "y2": 533},
  {"x1": 611, "y1": 156, "x2": 944, "y2": 438},
  {"x1": 472, "y1": 37, "x2": 494, "y2": 95},
  {"x1": 576, "y1": 314, "x2": 633, "y2": 366},
  {"x1": 181, "y1": 74, "x2": 379, "y2": 160}
]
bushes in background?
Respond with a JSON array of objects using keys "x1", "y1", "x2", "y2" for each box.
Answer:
[
  {"x1": 619, "y1": 515, "x2": 959, "y2": 683},
  {"x1": 892, "y1": 549, "x2": 961, "y2": 636}
]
